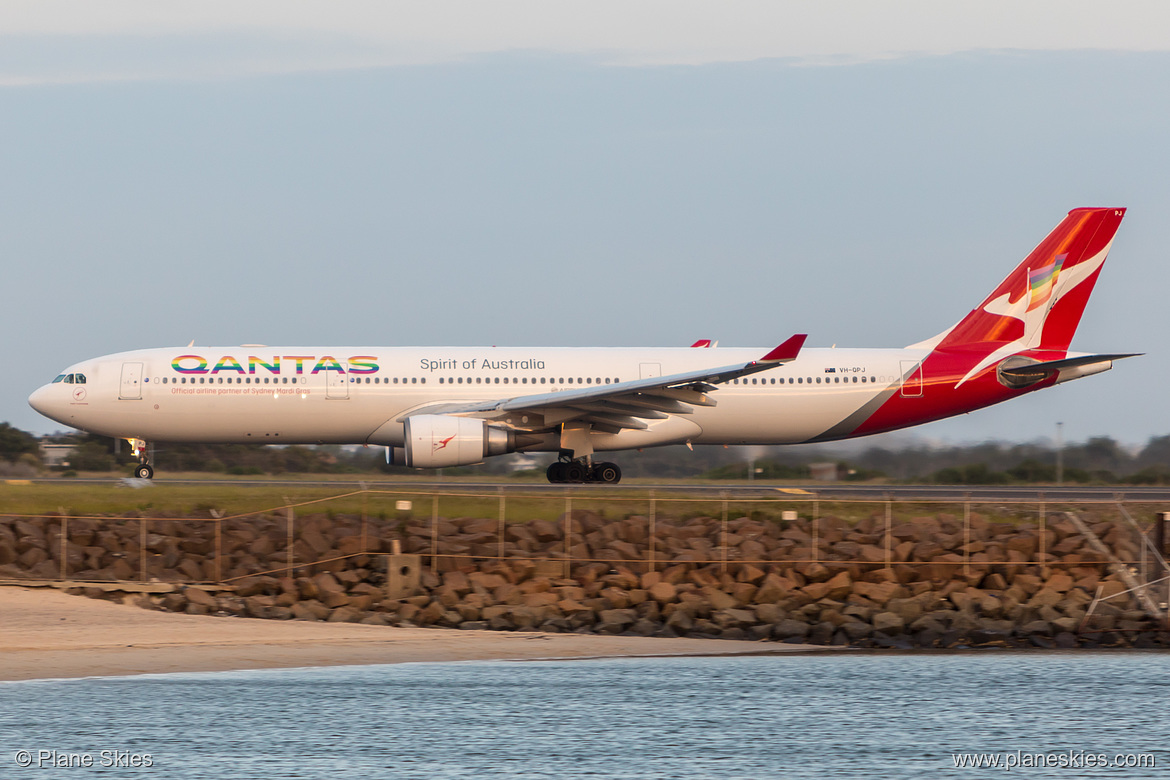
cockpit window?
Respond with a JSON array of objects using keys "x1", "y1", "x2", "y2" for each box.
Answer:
[
  {"x1": 63, "y1": 374, "x2": 74, "y2": 384},
  {"x1": 52, "y1": 374, "x2": 67, "y2": 383},
  {"x1": 75, "y1": 374, "x2": 86, "y2": 384}
]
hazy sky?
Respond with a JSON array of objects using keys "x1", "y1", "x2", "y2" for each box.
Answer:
[{"x1": 3, "y1": 3, "x2": 1169, "y2": 448}]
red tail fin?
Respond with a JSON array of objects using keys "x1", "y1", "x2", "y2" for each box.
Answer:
[{"x1": 919, "y1": 208, "x2": 1125, "y2": 353}]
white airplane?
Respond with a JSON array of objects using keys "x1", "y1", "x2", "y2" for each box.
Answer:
[{"x1": 30, "y1": 208, "x2": 1136, "y2": 484}]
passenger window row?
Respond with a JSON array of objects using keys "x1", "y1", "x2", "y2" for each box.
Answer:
[
  {"x1": 156, "y1": 376, "x2": 427, "y2": 385},
  {"x1": 157, "y1": 376, "x2": 309, "y2": 385},
  {"x1": 731, "y1": 375, "x2": 878, "y2": 385},
  {"x1": 434, "y1": 376, "x2": 617, "y2": 386}
]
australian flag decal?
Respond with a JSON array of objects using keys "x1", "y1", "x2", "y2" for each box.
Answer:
[{"x1": 824, "y1": 367, "x2": 836, "y2": 373}]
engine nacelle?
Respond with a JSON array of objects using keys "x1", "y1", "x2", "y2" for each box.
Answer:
[{"x1": 399, "y1": 414, "x2": 514, "y2": 468}]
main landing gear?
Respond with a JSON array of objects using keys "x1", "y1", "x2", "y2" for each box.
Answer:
[
  {"x1": 127, "y1": 438, "x2": 153, "y2": 480},
  {"x1": 546, "y1": 458, "x2": 622, "y2": 484}
]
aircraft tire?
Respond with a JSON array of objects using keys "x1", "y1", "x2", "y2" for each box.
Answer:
[
  {"x1": 134, "y1": 464, "x2": 154, "y2": 480},
  {"x1": 593, "y1": 462, "x2": 621, "y2": 484},
  {"x1": 564, "y1": 462, "x2": 588, "y2": 483}
]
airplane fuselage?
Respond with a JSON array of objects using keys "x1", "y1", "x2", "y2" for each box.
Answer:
[{"x1": 30, "y1": 343, "x2": 1034, "y2": 450}]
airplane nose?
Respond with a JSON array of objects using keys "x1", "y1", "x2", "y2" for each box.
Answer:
[{"x1": 28, "y1": 385, "x2": 57, "y2": 419}]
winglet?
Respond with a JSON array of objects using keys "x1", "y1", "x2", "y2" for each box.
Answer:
[
  {"x1": 760, "y1": 334, "x2": 807, "y2": 362},
  {"x1": 690, "y1": 339, "x2": 716, "y2": 348}
]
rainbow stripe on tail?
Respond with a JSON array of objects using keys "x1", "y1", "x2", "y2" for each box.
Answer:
[{"x1": 1026, "y1": 253, "x2": 1066, "y2": 312}]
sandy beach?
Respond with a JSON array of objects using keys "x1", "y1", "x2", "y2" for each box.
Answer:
[{"x1": 0, "y1": 586, "x2": 822, "y2": 681}]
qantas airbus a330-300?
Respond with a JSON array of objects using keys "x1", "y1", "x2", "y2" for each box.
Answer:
[{"x1": 30, "y1": 208, "x2": 1136, "y2": 484}]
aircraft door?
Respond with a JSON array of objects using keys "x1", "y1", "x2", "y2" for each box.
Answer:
[
  {"x1": 119, "y1": 362, "x2": 143, "y2": 400},
  {"x1": 326, "y1": 369, "x2": 349, "y2": 399},
  {"x1": 900, "y1": 360, "x2": 923, "y2": 398}
]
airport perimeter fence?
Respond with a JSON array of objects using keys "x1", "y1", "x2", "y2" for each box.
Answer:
[{"x1": 2, "y1": 488, "x2": 1169, "y2": 606}]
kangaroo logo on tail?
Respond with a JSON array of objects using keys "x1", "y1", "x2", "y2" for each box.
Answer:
[{"x1": 912, "y1": 207, "x2": 1125, "y2": 386}]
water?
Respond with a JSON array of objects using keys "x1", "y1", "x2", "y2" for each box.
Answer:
[{"x1": 1, "y1": 653, "x2": 1167, "y2": 779}]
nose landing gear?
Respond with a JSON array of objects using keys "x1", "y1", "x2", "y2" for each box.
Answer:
[
  {"x1": 127, "y1": 438, "x2": 154, "y2": 480},
  {"x1": 546, "y1": 458, "x2": 622, "y2": 484}
]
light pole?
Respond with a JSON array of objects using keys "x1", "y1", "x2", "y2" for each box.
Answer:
[{"x1": 1056, "y1": 422, "x2": 1064, "y2": 486}]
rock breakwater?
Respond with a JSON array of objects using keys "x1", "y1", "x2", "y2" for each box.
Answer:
[{"x1": 2, "y1": 510, "x2": 1166, "y2": 649}]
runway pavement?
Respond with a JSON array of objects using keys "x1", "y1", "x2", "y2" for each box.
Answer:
[{"x1": 36, "y1": 477, "x2": 1170, "y2": 503}]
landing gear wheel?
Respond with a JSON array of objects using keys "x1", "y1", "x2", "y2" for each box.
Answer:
[
  {"x1": 546, "y1": 458, "x2": 621, "y2": 484},
  {"x1": 564, "y1": 462, "x2": 588, "y2": 483},
  {"x1": 592, "y1": 462, "x2": 621, "y2": 484},
  {"x1": 134, "y1": 464, "x2": 154, "y2": 480}
]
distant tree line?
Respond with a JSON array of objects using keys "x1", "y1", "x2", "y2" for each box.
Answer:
[
  {"x1": 6, "y1": 421, "x2": 1170, "y2": 484},
  {"x1": 0, "y1": 423, "x2": 41, "y2": 476}
]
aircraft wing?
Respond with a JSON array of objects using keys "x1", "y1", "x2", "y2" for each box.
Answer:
[{"x1": 405, "y1": 334, "x2": 807, "y2": 434}]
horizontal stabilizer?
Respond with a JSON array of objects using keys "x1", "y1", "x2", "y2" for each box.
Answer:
[
  {"x1": 998, "y1": 352, "x2": 1141, "y2": 388},
  {"x1": 999, "y1": 353, "x2": 1142, "y2": 377}
]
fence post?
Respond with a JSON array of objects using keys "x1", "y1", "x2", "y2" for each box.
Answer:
[
  {"x1": 1038, "y1": 495, "x2": 1047, "y2": 579},
  {"x1": 1155, "y1": 511, "x2": 1168, "y2": 558},
  {"x1": 564, "y1": 490, "x2": 572, "y2": 579},
  {"x1": 648, "y1": 489, "x2": 656, "y2": 574},
  {"x1": 963, "y1": 493, "x2": 971, "y2": 578},
  {"x1": 720, "y1": 492, "x2": 729, "y2": 573},
  {"x1": 498, "y1": 486, "x2": 506, "y2": 560},
  {"x1": 431, "y1": 493, "x2": 439, "y2": 571},
  {"x1": 361, "y1": 487, "x2": 368, "y2": 554},
  {"x1": 139, "y1": 517, "x2": 147, "y2": 581},
  {"x1": 59, "y1": 516, "x2": 68, "y2": 581},
  {"x1": 215, "y1": 517, "x2": 223, "y2": 583},
  {"x1": 1141, "y1": 521, "x2": 1148, "y2": 588},
  {"x1": 884, "y1": 494, "x2": 892, "y2": 568},
  {"x1": 287, "y1": 505, "x2": 295, "y2": 577},
  {"x1": 812, "y1": 496, "x2": 819, "y2": 564}
]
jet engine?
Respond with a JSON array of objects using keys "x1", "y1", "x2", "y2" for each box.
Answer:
[{"x1": 397, "y1": 414, "x2": 515, "y2": 468}]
